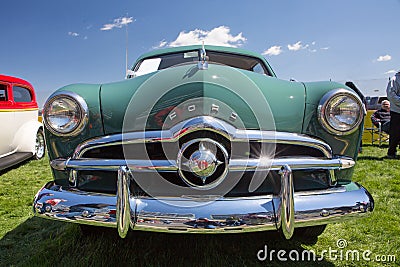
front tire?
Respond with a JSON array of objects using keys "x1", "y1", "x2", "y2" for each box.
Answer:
[
  {"x1": 292, "y1": 225, "x2": 327, "y2": 242},
  {"x1": 79, "y1": 224, "x2": 117, "y2": 237},
  {"x1": 34, "y1": 128, "x2": 45, "y2": 160}
]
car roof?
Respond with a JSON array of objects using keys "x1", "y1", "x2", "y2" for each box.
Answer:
[
  {"x1": 133, "y1": 45, "x2": 276, "y2": 77},
  {"x1": 135, "y1": 45, "x2": 265, "y2": 63},
  {"x1": 139, "y1": 45, "x2": 263, "y2": 59},
  {"x1": 0, "y1": 74, "x2": 33, "y2": 88}
]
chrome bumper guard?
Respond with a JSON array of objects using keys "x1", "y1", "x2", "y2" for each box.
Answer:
[{"x1": 33, "y1": 165, "x2": 374, "y2": 239}]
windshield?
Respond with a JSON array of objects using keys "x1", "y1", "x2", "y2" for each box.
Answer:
[{"x1": 132, "y1": 50, "x2": 271, "y2": 77}]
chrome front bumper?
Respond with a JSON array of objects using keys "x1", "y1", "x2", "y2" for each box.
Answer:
[{"x1": 33, "y1": 165, "x2": 374, "y2": 239}]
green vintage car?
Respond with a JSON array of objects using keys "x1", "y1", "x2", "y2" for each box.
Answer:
[{"x1": 33, "y1": 45, "x2": 373, "y2": 239}]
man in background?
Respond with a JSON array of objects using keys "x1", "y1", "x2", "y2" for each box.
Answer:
[
  {"x1": 386, "y1": 71, "x2": 400, "y2": 159},
  {"x1": 371, "y1": 100, "x2": 390, "y2": 134}
]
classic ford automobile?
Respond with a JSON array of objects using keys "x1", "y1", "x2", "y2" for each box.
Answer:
[
  {"x1": 0, "y1": 75, "x2": 45, "y2": 170},
  {"x1": 33, "y1": 45, "x2": 373, "y2": 239}
]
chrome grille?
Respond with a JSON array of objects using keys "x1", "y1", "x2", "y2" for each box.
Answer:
[{"x1": 51, "y1": 116, "x2": 355, "y2": 195}]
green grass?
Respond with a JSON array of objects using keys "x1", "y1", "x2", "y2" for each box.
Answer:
[{"x1": 0, "y1": 146, "x2": 399, "y2": 266}]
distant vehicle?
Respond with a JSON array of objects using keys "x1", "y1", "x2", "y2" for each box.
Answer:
[
  {"x1": 0, "y1": 75, "x2": 45, "y2": 170},
  {"x1": 365, "y1": 96, "x2": 387, "y2": 110}
]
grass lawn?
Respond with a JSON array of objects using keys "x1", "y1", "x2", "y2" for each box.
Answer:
[{"x1": 0, "y1": 145, "x2": 399, "y2": 266}]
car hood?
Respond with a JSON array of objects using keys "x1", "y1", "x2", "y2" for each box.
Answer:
[{"x1": 100, "y1": 64, "x2": 306, "y2": 134}]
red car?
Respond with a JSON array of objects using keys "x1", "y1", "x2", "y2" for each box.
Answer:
[{"x1": 0, "y1": 75, "x2": 45, "y2": 170}]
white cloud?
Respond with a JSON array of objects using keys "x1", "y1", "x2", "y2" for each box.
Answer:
[
  {"x1": 167, "y1": 26, "x2": 246, "y2": 47},
  {"x1": 385, "y1": 69, "x2": 397, "y2": 75},
  {"x1": 377, "y1": 55, "x2": 392, "y2": 62},
  {"x1": 68, "y1": 32, "x2": 79, "y2": 37},
  {"x1": 308, "y1": 41, "x2": 318, "y2": 52},
  {"x1": 288, "y1": 41, "x2": 308, "y2": 51},
  {"x1": 153, "y1": 40, "x2": 168, "y2": 49},
  {"x1": 262, "y1": 46, "x2": 283, "y2": 56},
  {"x1": 101, "y1": 16, "x2": 134, "y2": 31},
  {"x1": 320, "y1": 47, "x2": 330, "y2": 50},
  {"x1": 263, "y1": 41, "x2": 329, "y2": 55}
]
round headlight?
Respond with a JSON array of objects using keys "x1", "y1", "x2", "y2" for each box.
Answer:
[
  {"x1": 318, "y1": 89, "x2": 364, "y2": 135},
  {"x1": 43, "y1": 91, "x2": 88, "y2": 136}
]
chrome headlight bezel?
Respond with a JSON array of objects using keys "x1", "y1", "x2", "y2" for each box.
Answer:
[
  {"x1": 43, "y1": 91, "x2": 89, "y2": 136},
  {"x1": 318, "y1": 89, "x2": 364, "y2": 136}
]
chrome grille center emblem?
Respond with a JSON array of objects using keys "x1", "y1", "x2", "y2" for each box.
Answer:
[
  {"x1": 188, "y1": 142, "x2": 222, "y2": 183},
  {"x1": 177, "y1": 138, "x2": 229, "y2": 189}
]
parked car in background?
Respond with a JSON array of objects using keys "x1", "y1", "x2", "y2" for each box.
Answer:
[
  {"x1": 0, "y1": 75, "x2": 45, "y2": 170},
  {"x1": 365, "y1": 96, "x2": 387, "y2": 110},
  {"x1": 33, "y1": 45, "x2": 373, "y2": 240}
]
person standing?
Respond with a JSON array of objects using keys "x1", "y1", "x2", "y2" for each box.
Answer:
[{"x1": 386, "y1": 71, "x2": 400, "y2": 158}]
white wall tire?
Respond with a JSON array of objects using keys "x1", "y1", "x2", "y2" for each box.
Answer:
[{"x1": 34, "y1": 129, "x2": 45, "y2": 160}]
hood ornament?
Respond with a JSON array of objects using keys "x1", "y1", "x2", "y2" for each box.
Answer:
[{"x1": 198, "y1": 42, "x2": 208, "y2": 70}]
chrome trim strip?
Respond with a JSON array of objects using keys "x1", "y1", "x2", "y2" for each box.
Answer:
[
  {"x1": 33, "y1": 181, "x2": 374, "y2": 235},
  {"x1": 53, "y1": 158, "x2": 178, "y2": 172},
  {"x1": 229, "y1": 157, "x2": 354, "y2": 171},
  {"x1": 51, "y1": 156, "x2": 354, "y2": 172},
  {"x1": 50, "y1": 158, "x2": 68, "y2": 171}
]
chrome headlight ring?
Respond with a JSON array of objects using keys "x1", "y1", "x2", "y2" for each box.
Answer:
[
  {"x1": 318, "y1": 89, "x2": 364, "y2": 136},
  {"x1": 43, "y1": 91, "x2": 89, "y2": 136}
]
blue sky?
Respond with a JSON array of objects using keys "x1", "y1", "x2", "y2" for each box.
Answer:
[{"x1": 1, "y1": 0, "x2": 399, "y2": 106}]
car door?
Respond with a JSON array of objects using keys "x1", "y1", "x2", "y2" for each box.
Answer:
[
  {"x1": 9, "y1": 84, "x2": 37, "y2": 152},
  {"x1": 0, "y1": 82, "x2": 14, "y2": 156}
]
